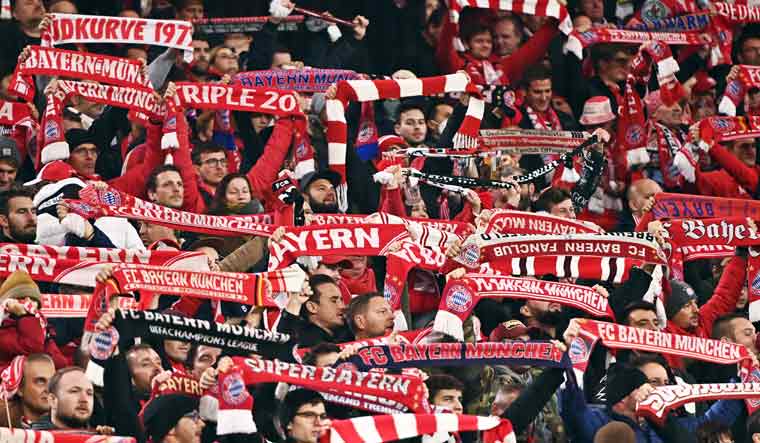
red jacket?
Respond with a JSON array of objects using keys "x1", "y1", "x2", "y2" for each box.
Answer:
[
  {"x1": 108, "y1": 122, "x2": 165, "y2": 200},
  {"x1": 664, "y1": 255, "x2": 746, "y2": 369},
  {"x1": 0, "y1": 315, "x2": 69, "y2": 371},
  {"x1": 702, "y1": 144, "x2": 760, "y2": 196},
  {"x1": 697, "y1": 169, "x2": 751, "y2": 199},
  {"x1": 435, "y1": 16, "x2": 558, "y2": 85}
]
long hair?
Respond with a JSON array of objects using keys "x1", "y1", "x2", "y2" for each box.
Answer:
[{"x1": 207, "y1": 173, "x2": 252, "y2": 215}]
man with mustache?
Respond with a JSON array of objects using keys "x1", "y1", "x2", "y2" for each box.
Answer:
[
  {"x1": 0, "y1": 187, "x2": 36, "y2": 244},
  {"x1": 32, "y1": 367, "x2": 97, "y2": 430}
]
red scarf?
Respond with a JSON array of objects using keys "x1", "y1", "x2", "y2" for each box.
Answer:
[
  {"x1": 40, "y1": 88, "x2": 68, "y2": 167},
  {"x1": 485, "y1": 209, "x2": 604, "y2": 235},
  {"x1": 0, "y1": 429, "x2": 135, "y2": 443},
  {"x1": 618, "y1": 76, "x2": 649, "y2": 170},
  {"x1": 651, "y1": 193, "x2": 760, "y2": 219},
  {"x1": 434, "y1": 274, "x2": 613, "y2": 340},
  {"x1": 233, "y1": 356, "x2": 429, "y2": 413},
  {"x1": 10, "y1": 46, "x2": 150, "y2": 102},
  {"x1": 234, "y1": 69, "x2": 359, "y2": 92},
  {"x1": 663, "y1": 217, "x2": 759, "y2": 247},
  {"x1": 697, "y1": 115, "x2": 760, "y2": 148},
  {"x1": 57, "y1": 80, "x2": 163, "y2": 117},
  {"x1": 448, "y1": 0, "x2": 572, "y2": 34},
  {"x1": 39, "y1": 293, "x2": 136, "y2": 318},
  {"x1": 267, "y1": 224, "x2": 409, "y2": 270},
  {"x1": 564, "y1": 28, "x2": 706, "y2": 59},
  {"x1": 310, "y1": 213, "x2": 471, "y2": 236},
  {"x1": 326, "y1": 73, "x2": 483, "y2": 211},
  {"x1": 524, "y1": 105, "x2": 561, "y2": 131},
  {"x1": 42, "y1": 13, "x2": 193, "y2": 62},
  {"x1": 173, "y1": 82, "x2": 303, "y2": 117}
]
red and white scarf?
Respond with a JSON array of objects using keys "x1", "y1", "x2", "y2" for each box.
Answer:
[
  {"x1": 172, "y1": 82, "x2": 303, "y2": 117},
  {"x1": 479, "y1": 255, "x2": 637, "y2": 283},
  {"x1": 650, "y1": 193, "x2": 760, "y2": 219},
  {"x1": 662, "y1": 217, "x2": 760, "y2": 247},
  {"x1": 39, "y1": 88, "x2": 68, "y2": 166},
  {"x1": 564, "y1": 28, "x2": 706, "y2": 59},
  {"x1": 233, "y1": 357, "x2": 429, "y2": 413},
  {"x1": 0, "y1": 429, "x2": 135, "y2": 443},
  {"x1": 637, "y1": 382, "x2": 760, "y2": 426},
  {"x1": 714, "y1": 2, "x2": 760, "y2": 23},
  {"x1": 10, "y1": 46, "x2": 150, "y2": 102},
  {"x1": 449, "y1": 0, "x2": 572, "y2": 35},
  {"x1": 267, "y1": 224, "x2": 409, "y2": 270},
  {"x1": 0, "y1": 243, "x2": 206, "y2": 287},
  {"x1": 0, "y1": 355, "x2": 24, "y2": 399},
  {"x1": 453, "y1": 232, "x2": 665, "y2": 268},
  {"x1": 434, "y1": 274, "x2": 613, "y2": 340},
  {"x1": 41, "y1": 13, "x2": 194, "y2": 62},
  {"x1": 39, "y1": 293, "x2": 137, "y2": 318},
  {"x1": 326, "y1": 73, "x2": 483, "y2": 211},
  {"x1": 697, "y1": 115, "x2": 760, "y2": 147},
  {"x1": 57, "y1": 79, "x2": 164, "y2": 117},
  {"x1": 310, "y1": 213, "x2": 472, "y2": 237},
  {"x1": 234, "y1": 69, "x2": 359, "y2": 92},
  {"x1": 478, "y1": 128, "x2": 589, "y2": 155},
  {"x1": 322, "y1": 413, "x2": 516, "y2": 443},
  {"x1": 484, "y1": 209, "x2": 604, "y2": 235},
  {"x1": 108, "y1": 263, "x2": 306, "y2": 310},
  {"x1": 618, "y1": 76, "x2": 649, "y2": 168}
]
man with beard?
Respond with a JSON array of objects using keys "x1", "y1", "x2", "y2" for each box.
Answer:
[
  {"x1": 33, "y1": 367, "x2": 95, "y2": 430},
  {"x1": 0, "y1": 187, "x2": 36, "y2": 243},
  {"x1": 346, "y1": 293, "x2": 394, "y2": 340},
  {"x1": 300, "y1": 170, "x2": 341, "y2": 214},
  {"x1": 0, "y1": 0, "x2": 45, "y2": 74},
  {"x1": 188, "y1": 35, "x2": 211, "y2": 82},
  {"x1": 517, "y1": 299, "x2": 563, "y2": 338}
]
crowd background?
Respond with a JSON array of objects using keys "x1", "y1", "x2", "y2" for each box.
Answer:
[{"x1": 0, "y1": 0, "x2": 759, "y2": 443}]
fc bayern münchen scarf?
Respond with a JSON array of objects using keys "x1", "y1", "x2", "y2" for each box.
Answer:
[
  {"x1": 564, "y1": 28, "x2": 706, "y2": 59},
  {"x1": 0, "y1": 429, "x2": 135, "y2": 443},
  {"x1": 650, "y1": 193, "x2": 760, "y2": 219},
  {"x1": 234, "y1": 69, "x2": 359, "y2": 91},
  {"x1": 484, "y1": 209, "x2": 604, "y2": 235}
]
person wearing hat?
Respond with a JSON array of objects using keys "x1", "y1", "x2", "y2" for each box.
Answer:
[
  {"x1": 142, "y1": 393, "x2": 203, "y2": 443},
  {"x1": 0, "y1": 136, "x2": 20, "y2": 192},
  {"x1": 0, "y1": 270, "x2": 69, "y2": 370},
  {"x1": 299, "y1": 169, "x2": 342, "y2": 215}
]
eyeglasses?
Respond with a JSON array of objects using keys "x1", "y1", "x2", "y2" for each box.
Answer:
[
  {"x1": 201, "y1": 158, "x2": 228, "y2": 167},
  {"x1": 182, "y1": 411, "x2": 202, "y2": 422},
  {"x1": 295, "y1": 412, "x2": 329, "y2": 422}
]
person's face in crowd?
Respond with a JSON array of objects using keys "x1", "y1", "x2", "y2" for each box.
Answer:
[
  {"x1": 305, "y1": 179, "x2": 338, "y2": 213},
  {"x1": 466, "y1": 30, "x2": 493, "y2": 60},
  {"x1": 164, "y1": 340, "x2": 191, "y2": 363},
  {"x1": 691, "y1": 93, "x2": 716, "y2": 120},
  {"x1": 672, "y1": 299, "x2": 699, "y2": 331},
  {"x1": 0, "y1": 196, "x2": 37, "y2": 243},
  {"x1": 314, "y1": 352, "x2": 340, "y2": 367},
  {"x1": 126, "y1": 47, "x2": 148, "y2": 61},
  {"x1": 626, "y1": 309, "x2": 659, "y2": 330},
  {"x1": 579, "y1": 0, "x2": 604, "y2": 22},
  {"x1": 628, "y1": 179, "x2": 662, "y2": 216},
  {"x1": 138, "y1": 222, "x2": 176, "y2": 246},
  {"x1": 431, "y1": 388, "x2": 463, "y2": 414},
  {"x1": 491, "y1": 388, "x2": 519, "y2": 416},
  {"x1": 191, "y1": 346, "x2": 221, "y2": 379},
  {"x1": 191, "y1": 40, "x2": 211, "y2": 73},
  {"x1": 339, "y1": 256, "x2": 368, "y2": 279},
  {"x1": 728, "y1": 139, "x2": 757, "y2": 168},
  {"x1": 549, "y1": 198, "x2": 576, "y2": 219},
  {"x1": 553, "y1": 96, "x2": 575, "y2": 119},
  {"x1": 176, "y1": 1, "x2": 204, "y2": 21},
  {"x1": 13, "y1": 0, "x2": 45, "y2": 30},
  {"x1": 119, "y1": 9, "x2": 140, "y2": 18},
  {"x1": 212, "y1": 48, "x2": 238, "y2": 75},
  {"x1": 425, "y1": 0, "x2": 440, "y2": 19},
  {"x1": 729, "y1": 317, "x2": 758, "y2": 355},
  {"x1": 599, "y1": 51, "x2": 632, "y2": 84},
  {"x1": 0, "y1": 160, "x2": 18, "y2": 192},
  {"x1": 395, "y1": 109, "x2": 427, "y2": 146},
  {"x1": 224, "y1": 33, "x2": 253, "y2": 55},
  {"x1": 250, "y1": 113, "x2": 273, "y2": 133},
  {"x1": 353, "y1": 297, "x2": 394, "y2": 339},
  {"x1": 573, "y1": 15, "x2": 592, "y2": 32},
  {"x1": 49, "y1": 0, "x2": 77, "y2": 14},
  {"x1": 68, "y1": 143, "x2": 98, "y2": 177},
  {"x1": 167, "y1": 411, "x2": 205, "y2": 443},
  {"x1": 51, "y1": 370, "x2": 94, "y2": 430},
  {"x1": 224, "y1": 177, "x2": 252, "y2": 207},
  {"x1": 741, "y1": 37, "x2": 760, "y2": 66},
  {"x1": 427, "y1": 103, "x2": 453, "y2": 136},
  {"x1": 653, "y1": 100, "x2": 685, "y2": 128},
  {"x1": 493, "y1": 19, "x2": 522, "y2": 57},
  {"x1": 271, "y1": 52, "x2": 293, "y2": 69},
  {"x1": 313, "y1": 263, "x2": 342, "y2": 282},
  {"x1": 410, "y1": 202, "x2": 429, "y2": 218},
  {"x1": 149, "y1": 170, "x2": 184, "y2": 208},
  {"x1": 639, "y1": 362, "x2": 669, "y2": 387},
  {"x1": 288, "y1": 402, "x2": 330, "y2": 443},
  {"x1": 0, "y1": 74, "x2": 14, "y2": 101},
  {"x1": 195, "y1": 151, "x2": 228, "y2": 187},
  {"x1": 19, "y1": 359, "x2": 55, "y2": 419},
  {"x1": 521, "y1": 300, "x2": 563, "y2": 326},
  {"x1": 127, "y1": 348, "x2": 163, "y2": 393},
  {"x1": 525, "y1": 79, "x2": 552, "y2": 113},
  {"x1": 306, "y1": 282, "x2": 346, "y2": 330}
]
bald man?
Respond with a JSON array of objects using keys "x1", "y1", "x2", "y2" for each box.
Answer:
[
  {"x1": 616, "y1": 179, "x2": 662, "y2": 232},
  {"x1": 594, "y1": 422, "x2": 635, "y2": 443}
]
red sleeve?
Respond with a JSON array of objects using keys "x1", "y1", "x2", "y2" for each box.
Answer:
[
  {"x1": 0, "y1": 317, "x2": 45, "y2": 357},
  {"x1": 699, "y1": 255, "x2": 747, "y2": 333},
  {"x1": 435, "y1": 15, "x2": 465, "y2": 74},
  {"x1": 108, "y1": 123, "x2": 165, "y2": 199},
  {"x1": 709, "y1": 144, "x2": 759, "y2": 192},
  {"x1": 454, "y1": 201, "x2": 476, "y2": 223},
  {"x1": 44, "y1": 340, "x2": 72, "y2": 369},
  {"x1": 501, "y1": 20, "x2": 559, "y2": 83},
  {"x1": 379, "y1": 187, "x2": 407, "y2": 216},
  {"x1": 171, "y1": 296, "x2": 204, "y2": 317},
  {"x1": 173, "y1": 112, "x2": 207, "y2": 214},
  {"x1": 246, "y1": 118, "x2": 295, "y2": 200}
]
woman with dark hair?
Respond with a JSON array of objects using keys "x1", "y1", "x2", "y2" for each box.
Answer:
[{"x1": 207, "y1": 173, "x2": 263, "y2": 216}]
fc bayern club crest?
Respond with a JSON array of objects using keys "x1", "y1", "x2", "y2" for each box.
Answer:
[
  {"x1": 336, "y1": 361, "x2": 359, "y2": 372},
  {"x1": 751, "y1": 272, "x2": 760, "y2": 297},
  {"x1": 625, "y1": 124, "x2": 643, "y2": 145},
  {"x1": 711, "y1": 118, "x2": 734, "y2": 131},
  {"x1": 459, "y1": 243, "x2": 480, "y2": 267},
  {"x1": 445, "y1": 284, "x2": 473, "y2": 313},
  {"x1": 641, "y1": 0, "x2": 671, "y2": 21},
  {"x1": 222, "y1": 373, "x2": 248, "y2": 406},
  {"x1": 45, "y1": 120, "x2": 60, "y2": 140},
  {"x1": 568, "y1": 337, "x2": 588, "y2": 364},
  {"x1": 384, "y1": 284, "x2": 398, "y2": 303},
  {"x1": 357, "y1": 122, "x2": 375, "y2": 144}
]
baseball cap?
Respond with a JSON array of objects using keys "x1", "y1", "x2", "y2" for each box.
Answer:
[{"x1": 299, "y1": 169, "x2": 341, "y2": 193}]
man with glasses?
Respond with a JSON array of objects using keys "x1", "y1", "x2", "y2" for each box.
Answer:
[
  {"x1": 568, "y1": 43, "x2": 636, "y2": 119},
  {"x1": 192, "y1": 144, "x2": 229, "y2": 207},
  {"x1": 279, "y1": 389, "x2": 330, "y2": 443}
]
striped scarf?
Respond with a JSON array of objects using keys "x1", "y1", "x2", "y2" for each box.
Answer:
[{"x1": 326, "y1": 73, "x2": 484, "y2": 211}]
